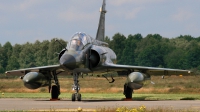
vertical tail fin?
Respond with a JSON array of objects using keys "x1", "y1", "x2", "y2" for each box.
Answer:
[{"x1": 96, "y1": 0, "x2": 106, "y2": 41}]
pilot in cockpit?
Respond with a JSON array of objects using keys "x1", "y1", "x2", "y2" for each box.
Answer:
[
  {"x1": 76, "y1": 39, "x2": 83, "y2": 51},
  {"x1": 69, "y1": 39, "x2": 83, "y2": 51},
  {"x1": 69, "y1": 36, "x2": 84, "y2": 51}
]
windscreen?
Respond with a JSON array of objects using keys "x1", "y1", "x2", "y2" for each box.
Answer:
[{"x1": 68, "y1": 32, "x2": 92, "y2": 51}]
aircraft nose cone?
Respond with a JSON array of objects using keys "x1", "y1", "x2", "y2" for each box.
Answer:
[{"x1": 60, "y1": 53, "x2": 76, "y2": 69}]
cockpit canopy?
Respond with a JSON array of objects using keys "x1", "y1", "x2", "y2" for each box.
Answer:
[{"x1": 68, "y1": 32, "x2": 93, "y2": 51}]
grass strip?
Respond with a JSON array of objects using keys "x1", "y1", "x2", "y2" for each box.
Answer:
[{"x1": 0, "y1": 93, "x2": 200, "y2": 100}]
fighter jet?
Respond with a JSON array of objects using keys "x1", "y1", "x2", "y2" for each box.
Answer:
[{"x1": 6, "y1": 0, "x2": 191, "y2": 101}]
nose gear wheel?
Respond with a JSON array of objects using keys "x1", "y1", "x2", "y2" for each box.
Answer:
[{"x1": 72, "y1": 93, "x2": 81, "y2": 101}]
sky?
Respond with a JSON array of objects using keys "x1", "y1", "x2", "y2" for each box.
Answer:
[{"x1": 0, "y1": 0, "x2": 200, "y2": 45}]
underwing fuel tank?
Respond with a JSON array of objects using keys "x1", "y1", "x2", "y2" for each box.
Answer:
[
  {"x1": 22, "y1": 72, "x2": 49, "y2": 89},
  {"x1": 126, "y1": 72, "x2": 145, "y2": 90}
]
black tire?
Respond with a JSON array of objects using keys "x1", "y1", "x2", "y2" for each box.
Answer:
[
  {"x1": 77, "y1": 93, "x2": 81, "y2": 101},
  {"x1": 72, "y1": 93, "x2": 76, "y2": 101},
  {"x1": 124, "y1": 84, "x2": 133, "y2": 99},
  {"x1": 51, "y1": 85, "x2": 59, "y2": 99}
]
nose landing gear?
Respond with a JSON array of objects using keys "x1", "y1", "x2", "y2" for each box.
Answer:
[{"x1": 72, "y1": 73, "x2": 82, "y2": 101}]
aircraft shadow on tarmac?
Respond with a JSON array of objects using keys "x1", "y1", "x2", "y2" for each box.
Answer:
[
  {"x1": 34, "y1": 94, "x2": 198, "y2": 102},
  {"x1": 34, "y1": 96, "x2": 158, "y2": 102}
]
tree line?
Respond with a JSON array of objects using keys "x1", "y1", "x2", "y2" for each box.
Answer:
[{"x1": 0, "y1": 33, "x2": 200, "y2": 74}]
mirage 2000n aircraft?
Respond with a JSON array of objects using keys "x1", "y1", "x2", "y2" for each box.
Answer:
[{"x1": 6, "y1": 0, "x2": 191, "y2": 101}]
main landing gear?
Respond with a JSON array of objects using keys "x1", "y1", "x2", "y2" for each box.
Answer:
[
  {"x1": 51, "y1": 85, "x2": 59, "y2": 99},
  {"x1": 50, "y1": 70, "x2": 61, "y2": 100},
  {"x1": 71, "y1": 73, "x2": 81, "y2": 101},
  {"x1": 123, "y1": 83, "x2": 133, "y2": 100}
]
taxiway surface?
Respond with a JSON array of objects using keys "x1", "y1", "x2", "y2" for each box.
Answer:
[{"x1": 0, "y1": 98, "x2": 200, "y2": 111}]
